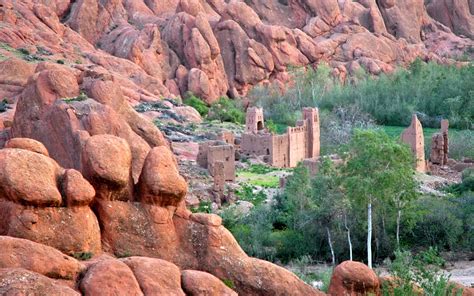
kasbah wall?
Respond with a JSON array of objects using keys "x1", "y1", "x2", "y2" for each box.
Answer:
[{"x1": 241, "y1": 107, "x2": 320, "y2": 168}]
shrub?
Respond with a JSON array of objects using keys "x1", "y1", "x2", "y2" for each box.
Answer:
[
  {"x1": 208, "y1": 97, "x2": 245, "y2": 124},
  {"x1": 184, "y1": 93, "x2": 209, "y2": 117},
  {"x1": 383, "y1": 249, "x2": 460, "y2": 296},
  {"x1": 72, "y1": 252, "x2": 93, "y2": 261},
  {"x1": 191, "y1": 201, "x2": 212, "y2": 213}
]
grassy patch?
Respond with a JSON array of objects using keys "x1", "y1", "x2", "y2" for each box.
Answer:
[
  {"x1": 221, "y1": 278, "x2": 235, "y2": 289},
  {"x1": 237, "y1": 171, "x2": 280, "y2": 188}
]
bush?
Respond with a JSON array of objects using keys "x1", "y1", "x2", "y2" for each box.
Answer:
[
  {"x1": 220, "y1": 204, "x2": 276, "y2": 261},
  {"x1": 72, "y1": 252, "x2": 93, "y2": 261},
  {"x1": 208, "y1": 97, "x2": 245, "y2": 124},
  {"x1": 184, "y1": 93, "x2": 209, "y2": 117},
  {"x1": 383, "y1": 249, "x2": 460, "y2": 296}
]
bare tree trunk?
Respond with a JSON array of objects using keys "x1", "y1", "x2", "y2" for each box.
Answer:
[
  {"x1": 326, "y1": 227, "x2": 336, "y2": 266},
  {"x1": 367, "y1": 202, "x2": 373, "y2": 269},
  {"x1": 344, "y1": 214, "x2": 353, "y2": 261},
  {"x1": 396, "y1": 209, "x2": 401, "y2": 248}
]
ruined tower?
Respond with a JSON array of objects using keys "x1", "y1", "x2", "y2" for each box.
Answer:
[
  {"x1": 430, "y1": 119, "x2": 449, "y2": 165},
  {"x1": 401, "y1": 114, "x2": 426, "y2": 172},
  {"x1": 245, "y1": 107, "x2": 265, "y2": 133},
  {"x1": 303, "y1": 107, "x2": 320, "y2": 159}
]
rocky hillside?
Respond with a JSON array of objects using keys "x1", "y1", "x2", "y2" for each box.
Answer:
[{"x1": 0, "y1": 0, "x2": 473, "y2": 106}]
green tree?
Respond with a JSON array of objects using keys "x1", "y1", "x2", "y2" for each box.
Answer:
[
  {"x1": 343, "y1": 129, "x2": 417, "y2": 268},
  {"x1": 311, "y1": 158, "x2": 351, "y2": 265}
]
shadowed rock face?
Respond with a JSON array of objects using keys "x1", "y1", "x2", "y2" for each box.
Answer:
[
  {"x1": 0, "y1": 67, "x2": 323, "y2": 295},
  {"x1": 0, "y1": 0, "x2": 472, "y2": 105}
]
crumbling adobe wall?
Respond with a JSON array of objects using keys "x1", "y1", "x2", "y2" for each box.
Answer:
[
  {"x1": 303, "y1": 107, "x2": 321, "y2": 159},
  {"x1": 401, "y1": 114, "x2": 426, "y2": 172},
  {"x1": 288, "y1": 125, "x2": 308, "y2": 168},
  {"x1": 241, "y1": 133, "x2": 272, "y2": 156},
  {"x1": 218, "y1": 131, "x2": 235, "y2": 146},
  {"x1": 245, "y1": 107, "x2": 265, "y2": 133},
  {"x1": 270, "y1": 134, "x2": 289, "y2": 167},
  {"x1": 430, "y1": 119, "x2": 449, "y2": 165},
  {"x1": 208, "y1": 145, "x2": 235, "y2": 182}
]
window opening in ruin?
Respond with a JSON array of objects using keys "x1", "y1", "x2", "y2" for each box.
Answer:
[{"x1": 257, "y1": 121, "x2": 263, "y2": 130}]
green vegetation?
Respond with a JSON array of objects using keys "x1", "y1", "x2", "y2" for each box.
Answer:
[
  {"x1": 221, "y1": 129, "x2": 474, "y2": 267},
  {"x1": 236, "y1": 164, "x2": 281, "y2": 188},
  {"x1": 184, "y1": 93, "x2": 209, "y2": 117},
  {"x1": 221, "y1": 278, "x2": 235, "y2": 289},
  {"x1": 190, "y1": 201, "x2": 213, "y2": 213},
  {"x1": 62, "y1": 92, "x2": 88, "y2": 103},
  {"x1": 235, "y1": 184, "x2": 267, "y2": 205},
  {"x1": 72, "y1": 252, "x2": 93, "y2": 261},
  {"x1": 208, "y1": 97, "x2": 245, "y2": 124},
  {"x1": 251, "y1": 60, "x2": 474, "y2": 129},
  {"x1": 182, "y1": 94, "x2": 245, "y2": 124},
  {"x1": 383, "y1": 248, "x2": 461, "y2": 296},
  {"x1": 0, "y1": 99, "x2": 11, "y2": 113}
]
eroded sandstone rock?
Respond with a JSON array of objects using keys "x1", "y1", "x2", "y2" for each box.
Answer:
[
  {"x1": 181, "y1": 269, "x2": 237, "y2": 296},
  {"x1": 328, "y1": 260, "x2": 381, "y2": 296}
]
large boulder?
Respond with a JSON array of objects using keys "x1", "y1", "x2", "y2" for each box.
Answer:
[
  {"x1": 181, "y1": 269, "x2": 237, "y2": 296},
  {"x1": 0, "y1": 268, "x2": 80, "y2": 296},
  {"x1": 0, "y1": 147, "x2": 101, "y2": 256},
  {"x1": 0, "y1": 236, "x2": 83, "y2": 280},
  {"x1": 328, "y1": 261, "x2": 381, "y2": 296},
  {"x1": 121, "y1": 257, "x2": 185, "y2": 295},
  {"x1": 0, "y1": 148, "x2": 61, "y2": 207},
  {"x1": 137, "y1": 146, "x2": 187, "y2": 207},
  {"x1": 79, "y1": 259, "x2": 143, "y2": 296},
  {"x1": 4, "y1": 137, "x2": 49, "y2": 156},
  {"x1": 0, "y1": 201, "x2": 101, "y2": 256},
  {"x1": 82, "y1": 135, "x2": 133, "y2": 201}
]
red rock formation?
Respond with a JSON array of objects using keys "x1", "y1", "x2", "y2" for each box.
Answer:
[
  {"x1": 182, "y1": 269, "x2": 238, "y2": 296},
  {"x1": 328, "y1": 260, "x2": 381, "y2": 296},
  {"x1": 0, "y1": 0, "x2": 471, "y2": 102}
]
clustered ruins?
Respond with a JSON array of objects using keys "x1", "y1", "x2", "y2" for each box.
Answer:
[
  {"x1": 241, "y1": 107, "x2": 321, "y2": 168},
  {"x1": 198, "y1": 109, "x2": 455, "y2": 189},
  {"x1": 400, "y1": 115, "x2": 454, "y2": 173}
]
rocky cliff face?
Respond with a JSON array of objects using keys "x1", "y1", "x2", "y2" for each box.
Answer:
[{"x1": 0, "y1": 0, "x2": 472, "y2": 105}]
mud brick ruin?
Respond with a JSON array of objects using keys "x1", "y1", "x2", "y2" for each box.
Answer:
[
  {"x1": 197, "y1": 141, "x2": 235, "y2": 182},
  {"x1": 430, "y1": 119, "x2": 449, "y2": 165},
  {"x1": 401, "y1": 114, "x2": 426, "y2": 172},
  {"x1": 241, "y1": 107, "x2": 321, "y2": 168}
]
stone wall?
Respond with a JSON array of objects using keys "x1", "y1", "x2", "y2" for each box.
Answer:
[
  {"x1": 197, "y1": 141, "x2": 236, "y2": 181},
  {"x1": 288, "y1": 125, "x2": 308, "y2": 168}
]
